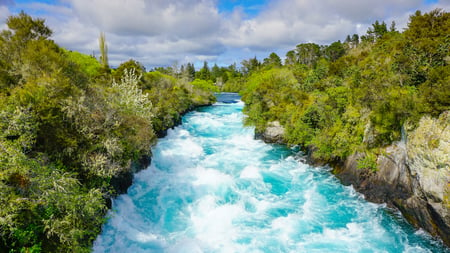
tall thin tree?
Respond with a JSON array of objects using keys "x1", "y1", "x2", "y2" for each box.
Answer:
[{"x1": 99, "y1": 32, "x2": 109, "y2": 69}]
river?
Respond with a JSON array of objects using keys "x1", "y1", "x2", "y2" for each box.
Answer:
[{"x1": 93, "y1": 93, "x2": 448, "y2": 253}]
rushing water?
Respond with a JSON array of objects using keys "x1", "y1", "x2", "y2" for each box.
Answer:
[{"x1": 94, "y1": 93, "x2": 448, "y2": 253}]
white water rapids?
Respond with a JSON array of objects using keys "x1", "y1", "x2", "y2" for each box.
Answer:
[{"x1": 93, "y1": 94, "x2": 448, "y2": 253}]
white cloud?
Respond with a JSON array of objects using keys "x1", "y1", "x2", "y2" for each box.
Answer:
[
  {"x1": 49, "y1": 0, "x2": 227, "y2": 67},
  {"x1": 104, "y1": 34, "x2": 226, "y2": 67},
  {"x1": 65, "y1": 0, "x2": 222, "y2": 38},
  {"x1": 223, "y1": 0, "x2": 429, "y2": 51},
  {"x1": 0, "y1": 5, "x2": 10, "y2": 30},
  {"x1": 2, "y1": 0, "x2": 448, "y2": 68}
]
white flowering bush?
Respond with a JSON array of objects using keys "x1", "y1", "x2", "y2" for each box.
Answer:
[{"x1": 111, "y1": 68, "x2": 153, "y2": 121}]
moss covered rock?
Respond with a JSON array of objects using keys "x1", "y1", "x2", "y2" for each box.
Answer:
[{"x1": 406, "y1": 111, "x2": 450, "y2": 244}]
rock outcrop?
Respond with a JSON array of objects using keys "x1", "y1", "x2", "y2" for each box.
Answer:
[
  {"x1": 333, "y1": 112, "x2": 450, "y2": 246},
  {"x1": 406, "y1": 112, "x2": 450, "y2": 244},
  {"x1": 257, "y1": 121, "x2": 285, "y2": 143}
]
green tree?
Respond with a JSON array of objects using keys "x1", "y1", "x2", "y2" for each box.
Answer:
[
  {"x1": 191, "y1": 79, "x2": 219, "y2": 92},
  {"x1": 196, "y1": 61, "x2": 211, "y2": 80},
  {"x1": 351, "y1": 34, "x2": 360, "y2": 46},
  {"x1": 263, "y1": 52, "x2": 282, "y2": 68},
  {"x1": 98, "y1": 32, "x2": 109, "y2": 70},
  {"x1": 241, "y1": 57, "x2": 260, "y2": 75},
  {"x1": 389, "y1": 21, "x2": 397, "y2": 32},
  {"x1": 404, "y1": 9, "x2": 450, "y2": 69},
  {"x1": 3, "y1": 10, "x2": 52, "y2": 42},
  {"x1": 186, "y1": 62, "x2": 196, "y2": 81},
  {"x1": 210, "y1": 63, "x2": 221, "y2": 82},
  {"x1": 0, "y1": 11, "x2": 53, "y2": 87},
  {"x1": 365, "y1": 20, "x2": 388, "y2": 42},
  {"x1": 113, "y1": 59, "x2": 146, "y2": 82},
  {"x1": 65, "y1": 50, "x2": 102, "y2": 78},
  {"x1": 345, "y1": 34, "x2": 359, "y2": 49},
  {"x1": 285, "y1": 50, "x2": 297, "y2": 66},
  {"x1": 323, "y1": 41, "x2": 345, "y2": 62},
  {"x1": 296, "y1": 43, "x2": 321, "y2": 67}
]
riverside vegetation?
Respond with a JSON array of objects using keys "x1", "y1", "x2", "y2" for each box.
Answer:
[
  {"x1": 1, "y1": 9, "x2": 449, "y2": 252},
  {"x1": 219, "y1": 9, "x2": 449, "y2": 246},
  {"x1": 0, "y1": 12, "x2": 215, "y2": 252}
]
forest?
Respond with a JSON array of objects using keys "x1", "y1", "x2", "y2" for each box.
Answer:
[{"x1": 0, "y1": 8, "x2": 449, "y2": 252}]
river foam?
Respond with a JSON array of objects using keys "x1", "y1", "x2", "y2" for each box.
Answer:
[{"x1": 93, "y1": 94, "x2": 449, "y2": 253}]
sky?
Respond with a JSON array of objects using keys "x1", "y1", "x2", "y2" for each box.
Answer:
[{"x1": 0, "y1": 0, "x2": 449, "y2": 69}]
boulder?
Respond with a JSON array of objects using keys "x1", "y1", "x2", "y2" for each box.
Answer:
[{"x1": 259, "y1": 121, "x2": 285, "y2": 144}]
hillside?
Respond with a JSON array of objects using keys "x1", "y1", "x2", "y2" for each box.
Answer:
[{"x1": 0, "y1": 12, "x2": 215, "y2": 252}]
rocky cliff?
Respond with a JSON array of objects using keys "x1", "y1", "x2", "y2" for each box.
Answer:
[
  {"x1": 255, "y1": 112, "x2": 450, "y2": 246},
  {"x1": 333, "y1": 111, "x2": 450, "y2": 246}
]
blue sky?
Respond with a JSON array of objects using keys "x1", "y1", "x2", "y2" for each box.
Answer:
[
  {"x1": 218, "y1": 0, "x2": 269, "y2": 17},
  {"x1": 1, "y1": 0, "x2": 448, "y2": 69}
]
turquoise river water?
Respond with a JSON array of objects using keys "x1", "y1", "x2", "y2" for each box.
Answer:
[{"x1": 93, "y1": 93, "x2": 449, "y2": 253}]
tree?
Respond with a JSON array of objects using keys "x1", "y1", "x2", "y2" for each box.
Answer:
[
  {"x1": 191, "y1": 79, "x2": 219, "y2": 92},
  {"x1": 285, "y1": 50, "x2": 297, "y2": 66},
  {"x1": 345, "y1": 35, "x2": 351, "y2": 44},
  {"x1": 185, "y1": 62, "x2": 196, "y2": 81},
  {"x1": 113, "y1": 59, "x2": 146, "y2": 81},
  {"x1": 4, "y1": 10, "x2": 52, "y2": 42},
  {"x1": 323, "y1": 41, "x2": 345, "y2": 62},
  {"x1": 404, "y1": 9, "x2": 450, "y2": 67},
  {"x1": 397, "y1": 9, "x2": 450, "y2": 86},
  {"x1": 263, "y1": 52, "x2": 282, "y2": 68},
  {"x1": 65, "y1": 50, "x2": 102, "y2": 78},
  {"x1": 349, "y1": 34, "x2": 360, "y2": 48},
  {"x1": 98, "y1": 32, "x2": 109, "y2": 70},
  {"x1": 419, "y1": 66, "x2": 450, "y2": 115},
  {"x1": 241, "y1": 57, "x2": 260, "y2": 75},
  {"x1": 366, "y1": 20, "x2": 388, "y2": 41},
  {"x1": 0, "y1": 11, "x2": 54, "y2": 88},
  {"x1": 211, "y1": 63, "x2": 221, "y2": 82},
  {"x1": 196, "y1": 61, "x2": 211, "y2": 80},
  {"x1": 389, "y1": 21, "x2": 397, "y2": 32},
  {"x1": 296, "y1": 43, "x2": 321, "y2": 67}
]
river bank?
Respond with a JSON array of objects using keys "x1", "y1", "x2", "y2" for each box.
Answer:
[
  {"x1": 257, "y1": 112, "x2": 450, "y2": 247},
  {"x1": 94, "y1": 95, "x2": 448, "y2": 252}
]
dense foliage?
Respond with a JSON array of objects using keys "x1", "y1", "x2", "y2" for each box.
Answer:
[
  {"x1": 231, "y1": 9, "x2": 450, "y2": 166},
  {"x1": 0, "y1": 12, "x2": 215, "y2": 252},
  {"x1": 1, "y1": 8, "x2": 448, "y2": 252}
]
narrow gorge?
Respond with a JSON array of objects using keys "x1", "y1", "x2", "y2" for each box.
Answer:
[{"x1": 94, "y1": 94, "x2": 449, "y2": 252}]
